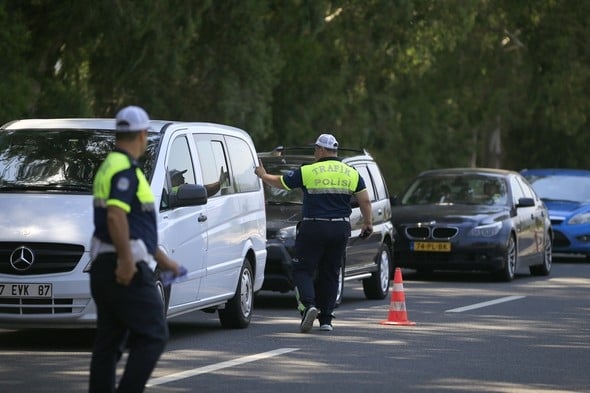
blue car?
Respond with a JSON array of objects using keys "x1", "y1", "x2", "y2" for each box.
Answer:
[{"x1": 521, "y1": 168, "x2": 590, "y2": 259}]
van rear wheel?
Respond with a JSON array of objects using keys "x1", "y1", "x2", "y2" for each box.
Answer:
[{"x1": 219, "y1": 260, "x2": 253, "y2": 329}]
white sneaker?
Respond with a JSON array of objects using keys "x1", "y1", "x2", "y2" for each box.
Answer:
[
  {"x1": 300, "y1": 307, "x2": 318, "y2": 333},
  {"x1": 320, "y1": 324, "x2": 333, "y2": 331}
]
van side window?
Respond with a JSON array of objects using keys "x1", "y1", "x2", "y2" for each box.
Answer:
[
  {"x1": 194, "y1": 135, "x2": 232, "y2": 197},
  {"x1": 226, "y1": 136, "x2": 260, "y2": 193},
  {"x1": 161, "y1": 135, "x2": 196, "y2": 210}
]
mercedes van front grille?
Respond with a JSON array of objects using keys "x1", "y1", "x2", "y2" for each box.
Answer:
[{"x1": 0, "y1": 242, "x2": 84, "y2": 275}]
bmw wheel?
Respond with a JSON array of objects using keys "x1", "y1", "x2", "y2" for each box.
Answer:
[
  {"x1": 530, "y1": 233, "x2": 552, "y2": 276},
  {"x1": 362, "y1": 244, "x2": 391, "y2": 299},
  {"x1": 219, "y1": 259, "x2": 253, "y2": 329},
  {"x1": 496, "y1": 235, "x2": 517, "y2": 282}
]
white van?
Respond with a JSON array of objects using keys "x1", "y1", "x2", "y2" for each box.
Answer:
[{"x1": 0, "y1": 119, "x2": 267, "y2": 329}]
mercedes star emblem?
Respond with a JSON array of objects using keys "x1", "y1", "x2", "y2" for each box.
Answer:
[{"x1": 10, "y1": 246, "x2": 36, "y2": 271}]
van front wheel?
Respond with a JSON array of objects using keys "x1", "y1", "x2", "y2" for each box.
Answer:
[
  {"x1": 219, "y1": 260, "x2": 254, "y2": 329},
  {"x1": 154, "y1": 268, "x2": 170, "y2": 317}
]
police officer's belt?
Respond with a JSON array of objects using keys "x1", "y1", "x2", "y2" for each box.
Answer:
[
  {"x1": 90, "y1": 237, "x2": 156, "y2": 267},
  {"x1": 303, "y1": 217, "x2": 350, "y2": 222}
]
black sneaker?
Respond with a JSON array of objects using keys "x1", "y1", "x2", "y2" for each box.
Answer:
[
  {"x1": 319, "y1": 324, "x2": 333, "y2": 332},
  {"x1": 300, "y1": 306, "x2": 318, "y2": 333}
]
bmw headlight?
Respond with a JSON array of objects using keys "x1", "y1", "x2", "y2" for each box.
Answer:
[
  {"x1": 277, "y1": 225, "x2": 297, "y2": 240},
  {"x1": 568, "y1": 212, "x2": 590, "y2": 225},
  {"x1": 469, "y1": 222, "x2": 502, "y2": 237}
]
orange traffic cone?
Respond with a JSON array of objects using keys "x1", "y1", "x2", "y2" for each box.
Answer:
[{"x1": 380, "y1": 268, "x2": 416, "y2": 326}]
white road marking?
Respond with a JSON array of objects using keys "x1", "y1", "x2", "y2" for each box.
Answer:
[
  {"x1": 146, "y1": 347, "x2": 299, "y2": 387},
  {"x1": 445, "y1": 295, "x2": 525, "y2": 313}
]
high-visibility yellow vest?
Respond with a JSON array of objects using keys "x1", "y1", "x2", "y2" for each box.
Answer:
[
  {"x1": 298, "y1": 160, "x2": 359, "y2": 195},
  {"x1": 93, "y1": 151, "x2": 154, "y2": 212}
]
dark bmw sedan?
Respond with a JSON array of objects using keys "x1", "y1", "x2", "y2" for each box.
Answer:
[{"x1": 391, "y1": 168, "x2": 553, "y2": 281}]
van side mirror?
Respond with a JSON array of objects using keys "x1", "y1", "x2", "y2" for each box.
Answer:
[
  {"x1": 169, "y1": 184, "x2": 208, "y2": 208},
  {"x1": 516, "y1": 197, "x2": 534, "y2": 208}
]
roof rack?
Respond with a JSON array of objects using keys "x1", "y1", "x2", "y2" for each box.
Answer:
[{"x1": 265, "y1": 145, "x2": 370, "y2": 157}]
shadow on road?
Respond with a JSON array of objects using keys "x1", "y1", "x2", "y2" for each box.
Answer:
[{"x1": 0, "y1": 328, "x2": 95, "y2": 350}]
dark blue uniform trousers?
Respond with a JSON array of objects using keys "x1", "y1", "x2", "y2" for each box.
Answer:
[
  {"x1": 89, "y1": 254, "x2": 168, "y2": 393},
  {"x1": 292, "y1": 220, "x2": 350, "y2": 325}
]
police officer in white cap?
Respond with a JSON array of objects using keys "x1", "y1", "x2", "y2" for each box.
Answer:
[
  {"x1": 255, "y1": 133, "x2": 373, "y2": 332},
  {"x1": 89, "y1": 105, "x2": 182, "y2": 393}
]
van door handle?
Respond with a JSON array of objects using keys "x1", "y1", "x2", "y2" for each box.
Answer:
[
  {"x1": 377, "y1": 208, "x2": 383, "y2": 215},
  {"x1": 198, "y1": 214, "x2": 207, "y2": 222}
]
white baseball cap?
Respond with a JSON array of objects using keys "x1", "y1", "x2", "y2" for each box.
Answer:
[
  {"x1": 315, "y1": 133, "x2": 339, "y2": 150},
  {"x1": 115, "y1": 105, "x2": 150, "y2": 132}
]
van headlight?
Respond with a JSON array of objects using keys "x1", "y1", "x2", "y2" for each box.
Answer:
[{"x1": 469, "y1": 222, "x2": 502, "y2": 237}]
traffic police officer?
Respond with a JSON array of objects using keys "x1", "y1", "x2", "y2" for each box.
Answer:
[
  {"x1": 89, "y1": 105, "x2": 181, "y2": 393},
  {"x1": 255, "y1": 134, "x2": 373, "y2": 332}
]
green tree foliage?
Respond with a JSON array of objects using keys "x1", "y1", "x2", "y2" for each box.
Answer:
[
  {"x1": 2, "y1": 0, "x2": 589, "y2": 193},
  {"x1": 0, "y1": 4, "x2": 36, "y2": 121}
]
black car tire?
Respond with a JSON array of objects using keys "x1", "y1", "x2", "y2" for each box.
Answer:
[
  {"x1": 219, "y1": 259, "x2": 253, "y2": 329},
  {"x1": 530, "y1": 234, "x2": 552, "y2": 276},
  {"x1": 496, "y1": 235, "x2": 517, "y2": 282},
  {"x1": 154, "y1": 268, "x2": 171, "y2": 317},
  {"x1": 362, "y1": 244, "x2": 391, "y2": 299}
]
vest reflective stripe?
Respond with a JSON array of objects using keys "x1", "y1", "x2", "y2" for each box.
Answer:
[
  {"x1": 93, "y1": 152, "x2": 154, "y2": 213},
  {"x1": 301, "y1": 160, "x2": 359, "y2": 195},
  {"x1": 135, "y1": 167, "x2": 155, "y2": 206}
]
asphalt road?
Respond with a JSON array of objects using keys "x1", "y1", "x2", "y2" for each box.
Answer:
[{"x1": 1, "y1": 258, "x2": 589, "y2": 393}]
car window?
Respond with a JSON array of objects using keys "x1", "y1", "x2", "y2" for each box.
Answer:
[
  {"x1": 259, "y1": 157, "x2": 304, "y2": 204},
  {"x1": 525, "y1": 173, "x2": 590, "y2": 203},
  {"x1": 226, "y1": 136, "x2": 260, "y2": 193},
  {"x1": 0, "y1": 129, "x2": 158, "y2": 193},
  {"x1": 194, "y1": 135, "x2": 232, "y2": 197},
  {"x1": 402, "y1": 174, "x2": 509, "y2": 205},
  {"x1": 161, "y1": 135, "x2": 196, "y2": 210},
  {"x1": 368, "y1": 162, "x2": 388, "y2": 201},
  {"x1": 509, "y1": 176, "x2": 525, "y2": 204},
  {"x1": 355, "y1": 165, "x2": 377, "y2": 202},
  {"x1": 515, "y1": 175, "x2": 535, "y2": 199}
]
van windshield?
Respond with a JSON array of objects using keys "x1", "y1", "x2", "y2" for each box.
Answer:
[{"x1": 0, "y1": 129, "x2": 160, "y2": 193}]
